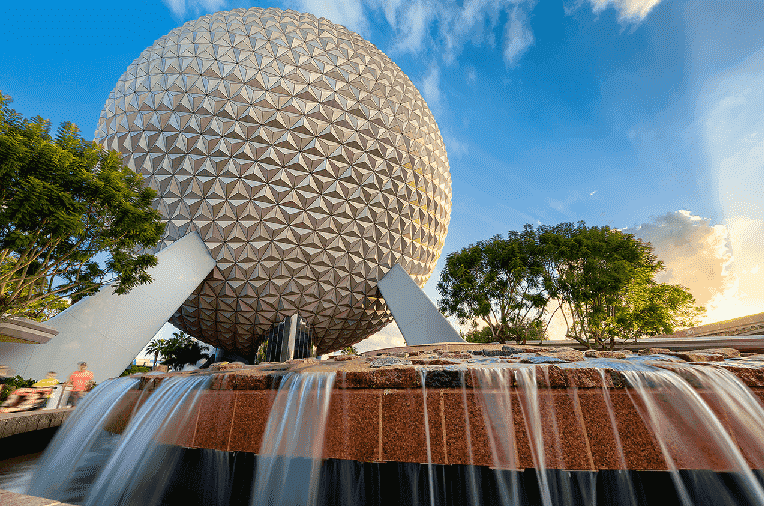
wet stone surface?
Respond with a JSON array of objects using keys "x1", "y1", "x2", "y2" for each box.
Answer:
[{"x1": 120, "y1": 342, "x2": 764, "y2": 391}]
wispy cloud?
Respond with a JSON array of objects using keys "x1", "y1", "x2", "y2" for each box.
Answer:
[
  {"x1": 287, "y1": 0, "x2": 370, "y2": 35},
  {"x1": 376, "y1": 0, "x2": 537, "y2": 66},
  {"x1": 443, "y1": 134, "x2": 470, "y2": 159},
  {"x1": 390, "y1": 0, "x2": 431, "y2": 54},
  {"x1": 503, "y1": 5, "x2": 535, "y2": 66},
  {"x1": 162, "y1": 0, "x2": 226, "y2": 19},
  {"x1": 586, "y1": 0, "x2": 663, "y2": 23},
  {"x1": 420, "y1": 63, "x2": 441, "y2": 109}
]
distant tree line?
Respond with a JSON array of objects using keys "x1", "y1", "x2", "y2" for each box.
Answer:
[{"x1": 437, "y1": 222, "x2": 704, "y2": 349}]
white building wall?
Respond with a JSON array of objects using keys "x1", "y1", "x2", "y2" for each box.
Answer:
[
  {"x1": 377, "y1": 264, "x2": 465, "y2": 346},
  {"x1": 0, "y1": 233, "x2": 215, "y2": 383}
]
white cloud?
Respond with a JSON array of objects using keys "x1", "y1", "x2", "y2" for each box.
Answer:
[
  {"x1": 289, "y1": 0, "x2": 370, "y2": 35},
  {"x1": 161, "y1": 0, "x2": 226, "y2": 19},
  {"x1": 369, "y1": 0, "x2": 537, "y2": 67},
  {"x1": 391, "y1": 0, "x2": 431, "y2": 54},
  {"x1": 421, "y1": 64, "x2": 441, "y2": 109},
  {"x1": 627, "y1": 210, "x2": 764, "y2": 324},
  {"x1": 701, "y1": 50, "x2": 764, "y2": 223},
  {"x1": 694, "y1": 49, "x2": 764, "y2": 322},
  {"x1": 353, "y1": 321, "x2": 406, "y2": 353},
  {"x1": 503, "y1": 5, "x2": 535, "y2": 66},
  {"x1": 587, "y1": 0, "x2": 663, "y2": 22},
  {"x1": 443, "y1": 134, "x2": 470, "y2": 159},
  {"x1": 381, "y1": 0, "x2": 405, "y2": 27}
]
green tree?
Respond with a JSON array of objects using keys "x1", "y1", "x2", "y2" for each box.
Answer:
[
  {"x1": 120, "y1": 364, "x2": 152, "y2": 377},
  {"x1": 341, "y1": 346, "x2": 358, "y2": 355},
  {"x1": 437, "y1": 227, "x2": 547, "y2": 344},
  {"x1": 0, "y1": 92, "x2": 164, "y2": 320},
  {"x1": 144, "y1": 338, "x2": 166, "y2": 367},
  {"x1": 538, "y1": 222, "x2": 704, "y2": 349},
  {"x1": 0, "y1": 375, "x2": 36, "y2": 402},
  {"x1": 612, "y1": 266, "x2": 705, "y2": 341},
  {"x1": 151, "y1": 332, "x2": 212, "y2": 371}
]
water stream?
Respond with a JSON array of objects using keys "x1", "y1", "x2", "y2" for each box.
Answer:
[
  {"x1": 4, "y1": 361, "x2": 764, "y2": 505},
  {"x1": 252, "y1": 372, "x2": 336, "y2": 506}
]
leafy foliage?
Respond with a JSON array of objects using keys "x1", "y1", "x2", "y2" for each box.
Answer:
[
  {"x1": 120, "y1": 364, "x2": 152, "y2": 377},
  {"x1": 463, "y1": 321, "x2": 543, "y2": 344},
  {"x1": 0, "y1": 375, "x2": 36, "y2": 402},
  {"x1": 144, "y1": 338, "x2": 166, "y2": 368},
  {"x1": 438, "y1": 226, "x2": 547, "y2": 344},
  {"x1": 0, "y1": 92, "x2": 164, "y2": 320},
  {"x1": 538, "y1": 222, "x2": 704, "y2": 348},
  {"x1": 145, "y1": 332, "x2": 212, "y2": 371},
  {"x1": 341, "y1": 346, "x2": 358, "y2": 355},
  {"x1": 439, "y1": 221, "x2": 705, "y2": 349}
]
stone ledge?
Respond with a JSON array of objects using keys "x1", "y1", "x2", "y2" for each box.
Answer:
[
  {"x1": 0, "y1": 489, "x2": 75, "y2": 506},
  {"x1": 0, "y1": 408, "x2": 73, "y2": 439}
]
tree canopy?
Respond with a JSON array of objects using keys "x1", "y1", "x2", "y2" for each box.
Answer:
[
  {"x1": 438, "y1": 226, "x2": 547, "y2": 344},
  {"x1": 0, "y1": 92, "x2": 165, "y2": 320},
  {"x1": 438, "y1": 222, "x2": 705, "y2": 348},
  {"x1": 145, "y1": 332, "x2": 212, "y2": 371}
]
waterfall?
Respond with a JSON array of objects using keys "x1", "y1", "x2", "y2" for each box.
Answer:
[
  {"x1": 6, "y1": 358, "x2": 764, "y2": 506},
  {"x1": 251, "y1": 372, "x2": 336, "y2": 506},
  {"x1": 28, "y1": 376, "x2": 140, "y2": 502}
]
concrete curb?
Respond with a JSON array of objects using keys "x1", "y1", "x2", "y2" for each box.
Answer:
[
  {"x1": 0, "y1": 488, "x2": 75, "y2": 505},
  {"x1": 0, "y1": 408, "x2": 73, "y2": 439}
]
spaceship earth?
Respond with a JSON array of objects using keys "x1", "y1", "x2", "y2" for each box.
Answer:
[{"x1": 95, "y1": 7, "x2": 452, "y2": 356}]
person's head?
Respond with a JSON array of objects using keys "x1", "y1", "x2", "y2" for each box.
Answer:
[
  {"x1": 47, "y1": 371, "x2": 57, "y2": 378},
  {"x1": 78, "y1": 362, "x2": 88, "y2": 371}
]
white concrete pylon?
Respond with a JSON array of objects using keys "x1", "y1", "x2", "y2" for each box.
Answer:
[
  {"x1": 0, "y1": 232, "x2": 215, "y2": 382},
  {"x1": 377, "y1": 264, "x2": 465, "y2": 346}
]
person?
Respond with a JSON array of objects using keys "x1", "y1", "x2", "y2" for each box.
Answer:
[
  {"x1": 33, "y1": 372, "x2": 65, "y2": 409},
  {"x1": 66, "y1": 362, "x2": 94, "y2": 407},
  {"x1": 33, "y1": 371, "x2": 60, "y2": 388}
]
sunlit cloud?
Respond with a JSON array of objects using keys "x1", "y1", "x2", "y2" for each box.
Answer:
[
  {"x1": 696, "y1": 49, "x2": 764, "y2": 322},
  {"x1": 586, "y1": 0, "x2": 663, "y2": 22},
  {"x1": 354, "y1": 321, "x2": 406, "y2": 353},
  {"x1": 628, "y1": 211, "x2": 764, "y2": 324}
]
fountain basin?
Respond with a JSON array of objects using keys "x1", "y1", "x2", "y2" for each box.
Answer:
[{"x1": 103, "y1": 345, "x2": 764, "y2": 473}]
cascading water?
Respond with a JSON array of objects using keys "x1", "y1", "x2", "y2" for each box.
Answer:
[
  {"x1": 468, "y1": 363, "x2": 764, "y2": 506},
  {"x1": 623, "y1": 368, "x2": 764, "y2": 506},
  {"x1": 27, "y1": 376, "x2": 141, "y2": 502},
  {"x1": 252, "y1": 372, "x2": 336, "y2": 506},
  {"x1": 5, "y1": 349, "x2": 764, "y2": 506},
  {"x1": 24, "y1": 375, "x2": 212, "y2": 505}
]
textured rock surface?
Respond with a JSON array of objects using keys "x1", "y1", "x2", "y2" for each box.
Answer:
[
  {"x1": 105, "y1": 342, "x2": 764, "y2": 471},
  {"x1": 96, "y1": 7, "x2": 451, "y2": 355}
]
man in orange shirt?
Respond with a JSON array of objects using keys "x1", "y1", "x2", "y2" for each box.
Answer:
[{"x1": 66, "y1": 362, "x2": 94, "y2": 407}]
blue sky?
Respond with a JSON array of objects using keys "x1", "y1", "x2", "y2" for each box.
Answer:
[{"x1": 2, "y1": 0, "x2": 763, "y2": 351}]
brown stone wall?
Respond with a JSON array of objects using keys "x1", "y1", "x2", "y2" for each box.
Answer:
[{"x1": 104, "y1": 364, "x2": 764, "y2": 472}]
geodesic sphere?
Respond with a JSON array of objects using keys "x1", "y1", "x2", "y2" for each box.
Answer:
[{"x1": 95, "y1": 7, "x2": 451, "y2": 356}]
